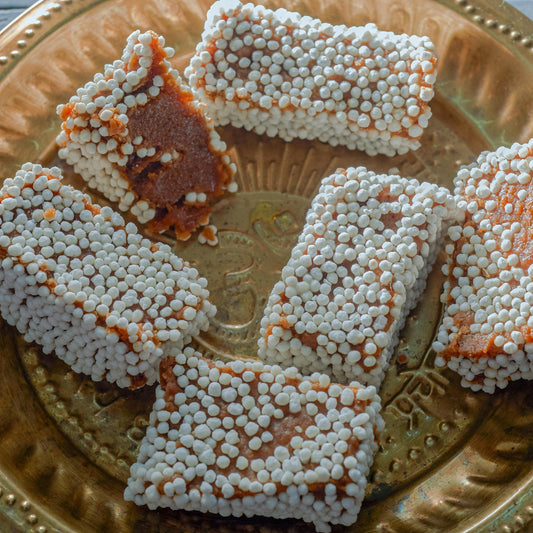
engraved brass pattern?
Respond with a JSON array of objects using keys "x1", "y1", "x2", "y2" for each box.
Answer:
[{"x1": 1, "y1": 1, "x2": 533, "y2": 532}]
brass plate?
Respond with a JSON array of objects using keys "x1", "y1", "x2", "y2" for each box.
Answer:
[{"x1": 1, "y1": 0, "x2": 533, "y2": 531}]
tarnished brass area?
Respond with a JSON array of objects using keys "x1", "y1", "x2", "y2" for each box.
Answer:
[{"x1": 1, "y1": 1, "x2": 533, "y2": 532}]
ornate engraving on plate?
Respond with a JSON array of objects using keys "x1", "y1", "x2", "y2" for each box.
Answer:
[{"x1": 180, "y1": 193, "x2": 310, "y2": 359}]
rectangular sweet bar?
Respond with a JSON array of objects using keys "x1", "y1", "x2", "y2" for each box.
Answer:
[
  {"x1": 57, "y1": 29, "x2": 237, "y2": 244},
  {"x1": 0, "y1": 163, "x2": 215, "y2": 388},
  {"x1": 124, "y1": 347, "x2": 384, "y2": 532},
  {"x1": 434, "y1": 140, "x2": 533, "y2": 393},
  {"x1": 186, "y1": 0, "x2": 437, "y2": 156},
  {"x1": 258, "y1": 167, "x2": 459, "y2": 387}
]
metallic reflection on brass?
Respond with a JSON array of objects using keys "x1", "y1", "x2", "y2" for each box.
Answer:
[{"x1": 1, "y1": 0, "x2": 533, "y2": 532}]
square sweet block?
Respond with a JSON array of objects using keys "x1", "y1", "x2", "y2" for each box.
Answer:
[
  {"x1": 125, "y1": 347, "x2": 384, "y2": 532},
  {"x1": 0, "y1": 163, "x2": 215, "y2": 388},
  {"x1": 186, "y1": 0, "x2": 437, "y2": 156},
  {"x1": 258, "y1": 167, "x2": 459, "y2": 387},
  {"x1": 434, "y1": 140, "x2": 533, "y2": 393},
  {"x1": 57, "y1": 29, "x2": 237, "y2": 243}
]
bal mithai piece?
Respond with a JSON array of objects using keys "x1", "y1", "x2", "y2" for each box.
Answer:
[
  {"x1": 125, "y1": 347, "x2": 384, "y2": 532},
  {"x1": 0, "y1": 163, "x2": 215, "y2": 388},
  {"x1": 57, "y1": 29, "x2": 237, "y2": 244},
  {"x1": 185, "y1": 0, "x2": 437, "y2": 156},
  {"x1": 258, "y1": 167, "x2": 460, "y2": 388},
  {"x1": 434, "y1": 140, "x2": 533, "y2": 393}
]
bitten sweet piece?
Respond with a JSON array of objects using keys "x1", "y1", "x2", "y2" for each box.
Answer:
[
  {"x1": 0, "y1": 163, "x2": 216, "y2": 388},
  {"x1": 185, "y1": 0, "x2": 436, "y2": 156},
  {"x1": 57, "y1": 29, "x2": 237, "y2": 243},
  {"x1": 434, "y1": 140, "x2": 533, "y2": 393},
  {"x1": 124, "y1": 347, "x2": 384, "y2": 532},
  {"x1": 258, "y1": 167, "x2": 459, "y2": 387}
]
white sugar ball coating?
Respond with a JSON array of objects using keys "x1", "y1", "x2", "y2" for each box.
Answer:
[
  {"x1": 125, "y1": 347, "x2": 384, "y2": 532},
  {"x1": 186, "y1": 0, "x2": 437, "y2": 156},
  {"x1": 258, "y1": 166, "x2": 460, "y2": 387},
  {"x1": 434, "y1": 139, "x2": 533, "y2": 393},
  {"x1": 0, "y1": 164, "x2": 216, "y2": 388},
  {"x1": 57, "y1": 29, "x2": 237, "y2": 243}
]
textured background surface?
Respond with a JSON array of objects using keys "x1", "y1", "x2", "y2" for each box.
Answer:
[
  {"x1": 509, "y1": 0, "x2": 533, "y2": 19},
  {"x1": 0, "y1": 0, "x2": 532, "y2": 28},
  {"x1": 0, "y1": 0, "x2": 32, "y2": 28}
]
